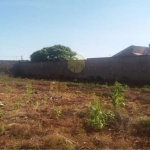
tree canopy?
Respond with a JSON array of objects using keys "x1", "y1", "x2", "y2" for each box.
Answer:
[{"x1": 30, "y1": 45, "x2": 77, "y2": 62}]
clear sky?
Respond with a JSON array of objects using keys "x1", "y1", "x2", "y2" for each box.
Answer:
[{"x1": 0, "y1": 0, "x2": 150, "y2": 60}]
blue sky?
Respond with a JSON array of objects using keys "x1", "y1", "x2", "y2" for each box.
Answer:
[{"x1": 0, "y1": 0, "x2": 150, "y2": 60}]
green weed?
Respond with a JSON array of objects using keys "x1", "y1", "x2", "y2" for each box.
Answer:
[
  {"x1": 86, "y1": 94, "x2": 114, "y2": 129},
  {"x1": 143, "y1": 85, "x2": 150, "y2": 92},
  {"x1": 111, "y1": 81, "x2": 125, "y2": 108},
  {"x1": 53, "y1": 105, "x2": 62, "y2": 119},
  {"x1": 26, "y1": 84, "x2": 34, "y2": 94}
]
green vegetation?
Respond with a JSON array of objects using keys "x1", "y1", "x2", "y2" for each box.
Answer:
[
  {"x1": 53, "y1": 104, "x2": 62, "y2": 119},
  {"x1": 30, "y1": 45, "x2": 77, "y2": 62},
  {"x1": 143, "y1": 85, "x2": 150, "y2": 92},
  {"x1": 35, "y1": 101, "x2": 40, "y2": 109},
  {"x1": 54, "y1": 108, "x2": 61, "y2": 119},
  {"x1": 1, "y1": 75, "x2": 150, "y2": 149},
  {"x1": 86, "y1": 94, "x2": 114, "y2": 129},
  {"x1": 111, "y1": 81, "x2": 125, "y2": 108},
  {"x1": 26, "y1": 84, "x2": 34, "y2": 94}
]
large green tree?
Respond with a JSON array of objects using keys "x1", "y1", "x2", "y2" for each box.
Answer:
[{"x1": 30, "y1": 45, "x2": 77, "y2": 62}]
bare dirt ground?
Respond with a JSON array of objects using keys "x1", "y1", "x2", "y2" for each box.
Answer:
[{"x1": 0, "y1": 75, "x2": 150, "y2": 149}]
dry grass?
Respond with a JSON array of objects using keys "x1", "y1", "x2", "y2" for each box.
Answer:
[
  {"x1": 0, "y1": 75, "x2": 150, "y2": 149},
  {"x1": 42, "y1": 131, "x2": 76, "y2": 149}
]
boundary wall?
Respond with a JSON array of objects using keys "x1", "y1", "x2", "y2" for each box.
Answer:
[
  {"x1": 6, "y1": 56, "x2": 150, "y2": 82},
  {"x1": 0, "y1": 60, "x2": 18, "y2": 74}
]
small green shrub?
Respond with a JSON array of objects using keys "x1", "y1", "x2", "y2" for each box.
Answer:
[
  {"x1": 111, "y1": 81, "x2": 125, "y2": 108},
  {"x1": 26, "y1": 84, "x2": 34, "y2": 94},
  {"x1": 143, "y1": 85, "x2": 150, "y2": 92},
  {"x1": 53, "y1": 104, "x2": 62, "y2": 119},
  {"x1": 86, "y1": 94, "x2": 114, "y2": 129}
]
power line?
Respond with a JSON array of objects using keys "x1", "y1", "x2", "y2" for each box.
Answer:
[
  {"x1": 0, "y1": 55, "x2": 23, "y2": 60},
  {"x1": 0, "y1": 56, "x2": 21, "y2": 57}
]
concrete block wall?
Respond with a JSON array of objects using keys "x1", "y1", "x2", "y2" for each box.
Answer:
[
  {"x1": 86, "y1": 56, "x2": 150, "y2": 81},
  {"x1": 1, "y1": 56, "x2": 150, "y2": 81}
]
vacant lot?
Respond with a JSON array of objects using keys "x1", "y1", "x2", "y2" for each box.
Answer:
[{"x1": 0, "y1": 75, "x2": 150, "y2": 149}]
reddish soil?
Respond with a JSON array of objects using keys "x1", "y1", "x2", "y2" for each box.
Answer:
[{"x1": 0, "y1": 75, "x2": 150, "y2": 149}]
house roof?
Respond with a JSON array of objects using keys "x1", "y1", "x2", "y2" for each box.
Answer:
[{"x1": 112, "y1": 45, "x2": 150, "y2": 57}]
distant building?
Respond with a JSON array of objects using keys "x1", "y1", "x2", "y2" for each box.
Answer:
[{"x1": 112, "y1": 45, "x2": 150, "y2": 57}]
